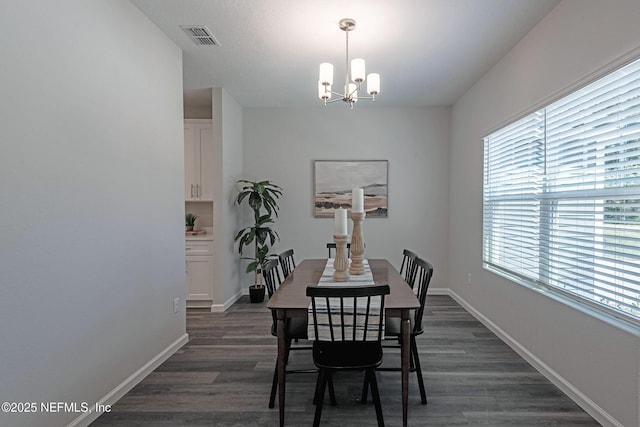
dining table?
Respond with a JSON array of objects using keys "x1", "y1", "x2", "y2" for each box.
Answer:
[{"x1": 267, "y1": 258, "x2": 420, "y2": 427}]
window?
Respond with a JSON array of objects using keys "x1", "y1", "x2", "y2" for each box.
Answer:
[{"x1": 483, "y1": 58, "x2": 640, "y2": 324}]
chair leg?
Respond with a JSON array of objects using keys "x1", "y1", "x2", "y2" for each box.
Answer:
[
  {"x1": 411, "y1": 336, "x2": 427, "y2": 404},
  {"x1": 314, "y1": 369, "x2": 328, "y2": 427},
  {"x1": 269, "y1": 361, "x2": 278, "y2": 408},
  {"x1": 313, "y1": 369, "x2": 336, "y2": 406},
  {"x1": 327, "y1": 371, "x2": 337, "y2": 406},
  {"x1": 360, "y1": 371, "x2": 369, "y2": 403},
  {"x1": 367, "y1": 369, "x2": 385, "y2": 427},
  {"x1": 313, "y1": 371, "x2": 321, "y2": 405}
]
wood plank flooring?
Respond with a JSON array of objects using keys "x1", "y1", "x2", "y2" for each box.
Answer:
[{"x1": 92, "y1": 295, "x2": 599, "y2": 426}]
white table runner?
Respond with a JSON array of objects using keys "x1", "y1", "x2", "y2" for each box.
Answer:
[
  {"x1": 308, "y1": 259, "x2": 383, "y2": 341},
  {"x1": 317, "y1": 258, "x2": 374, "y2": 286}
]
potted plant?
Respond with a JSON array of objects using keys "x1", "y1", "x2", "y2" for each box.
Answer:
[
  {"x1": 234, "y1": 179, "x2": 282, "y2": 303},
  {"x1": 185, "y1": 213, "x2": 198, "y2": 231}
]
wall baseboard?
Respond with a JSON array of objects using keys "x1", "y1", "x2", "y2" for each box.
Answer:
[
  {"x1": 67, "y1": 333, "x2": 189, "y2": 427},
  {"x1": 211, "y1": 289, "x2": 244, "y2": 312},
  {"x1": 447, "y1": 289, "x2": 622, "y2": 427}
]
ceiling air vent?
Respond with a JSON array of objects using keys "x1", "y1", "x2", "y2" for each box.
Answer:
[{"x1": 180, "y1": 25, "x2": 221, "y2": 47}]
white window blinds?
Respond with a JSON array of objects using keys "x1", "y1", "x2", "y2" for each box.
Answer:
[{"x1": 483, "y1": 58, "x2": 640, "y2": 323}]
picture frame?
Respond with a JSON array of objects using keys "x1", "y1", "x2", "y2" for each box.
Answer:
[{"x1": 313, "y1": 160, "x2": 388, "y2": 217}]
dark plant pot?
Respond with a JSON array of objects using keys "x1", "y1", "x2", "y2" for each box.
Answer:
[
  {"x1": 186, "y1": 225, "x2": 194, "y2": 231},
  {"x1": 249, "y1": 285, "x2": 266, "y2": 303}
]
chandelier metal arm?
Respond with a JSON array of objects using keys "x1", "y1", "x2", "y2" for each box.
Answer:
[
  {"x1": 326, "y1": 87, "x2": 346, "y2": 97},
  {"x1": 323, "y1": 97, "x2": 346, "y2": 105}
]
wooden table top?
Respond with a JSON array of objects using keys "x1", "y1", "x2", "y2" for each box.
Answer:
[{"x1": 267, "y1": 259, "x2": 419, "y2": 313}]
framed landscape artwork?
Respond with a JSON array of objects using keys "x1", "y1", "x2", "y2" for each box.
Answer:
[{"x1": 314, "y1": 160, "x2": 388, "y2": 217}]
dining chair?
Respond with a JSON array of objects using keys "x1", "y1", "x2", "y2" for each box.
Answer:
[
  {"x1": 326, "y1": 242, "x2": 351, "y2": 258},
  {"x1": 399, "y1": 249, "x2": 418, "y2": 286},
  {"x1": 363, "y1": 257, "x2": 433, "y2": 405},
  {"x1": 307, "y1": 284, "x2": 390, "y2": 427},
  {"x1": 278, "y1": 249, "x2": 296, "y2": 279},
  {"x1": 262, "y1": 259, "x2": 312, "y2": 409}
]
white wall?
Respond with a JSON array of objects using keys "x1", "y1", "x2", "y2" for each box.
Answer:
[
  {"x1": 0, "y1": 1, "x2": 186, "y2": 426},
  {"x1": 211, "y1": 88, "x2": 244, "y2": 309},
  {"x1": 242, "y1": 107, "x2": 450, "y2": 291},
  {"x1": 450, "y1": 1, "x2": 640, "y2": 426}
]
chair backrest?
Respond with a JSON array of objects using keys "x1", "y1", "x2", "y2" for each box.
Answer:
[
  {"x1": 326, "y1": 242, "x2": 351, "y2": 258},
  {"x1": 263, "y1": 258, "x2": 283, "y2": 327},
  {"x1": 412, "y1": 257, "x2": 434, "y2": 334},
  {"x1": 399, "y1": 249, "x2": 418, "y2": 285},
  {"x1": 262, "y1": 258, "x2": 282, "y2": 299},
  {"x1": 278, "y1": 249, "x2": 296, "y2": 279},
  {"x1": 307, "y1": 285, "x2": 390, "y2": 342}
]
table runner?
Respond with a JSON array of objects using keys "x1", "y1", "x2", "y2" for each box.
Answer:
[{"x1": 307, "y1": 259, "x2": 384, "y2": 341}]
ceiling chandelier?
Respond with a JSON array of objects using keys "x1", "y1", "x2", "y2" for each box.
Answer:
[{"x1": 318, "y1": 18, "x2": 380, "y2": 108}]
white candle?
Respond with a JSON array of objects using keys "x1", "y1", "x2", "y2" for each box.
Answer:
[
  {"x1": 334, "y1": 208, "x2": 347, "y2": 235},
  {"x1": 352, "y1": 188, "x2": 364, "y2": 213}
]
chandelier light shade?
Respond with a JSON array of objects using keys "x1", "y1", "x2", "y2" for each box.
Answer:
[
  {"x1": 367, "y1": 73, "x2": 380, "y2": 95},
  {"x1": 319, "y1": 63, "x2": 334, "y2": 86},
  {"x1": 318, "y1": 18, "x2": 380, "y2": 108},
  {"x1": 351, "y1": 58, "x2": 365, "y2": 83}
]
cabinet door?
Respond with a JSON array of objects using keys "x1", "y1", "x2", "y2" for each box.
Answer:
[
  {"x1": 184, "y1": 124, "x2": 199, "y2": 200},
  {"x1": 197, "y1": 124, "x2": 214, "y2": 201},
  {"x1": 186, "y1": 256, "x2": 213, "y2": 300}
]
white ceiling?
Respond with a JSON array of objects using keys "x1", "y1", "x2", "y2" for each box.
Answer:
[{"x1": 132, "y1": 0, "x2": 559, "y2": 108}]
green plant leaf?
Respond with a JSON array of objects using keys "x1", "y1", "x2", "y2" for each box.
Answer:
[
  {"x1": 246, "y1": 260, "x2": 259, "y2": 274},
  {"x1": 236, "y1": 190, "x2": 251, "y2": 205},
  {"x1": 248, "y1": 192, "x2": 262, "y2": 212},
  {"x1": 268, "y1": 229, "x2": 278, "y2": 246},
  {"x1": 256, "y1": 214, "x2": 273, "y2": 226},
  {"x1": 185, "y1": 213, "x2": 198, "y2": 226},
  {"x1": 256, "y1": 228, "x2": 268, "y2": 245}
]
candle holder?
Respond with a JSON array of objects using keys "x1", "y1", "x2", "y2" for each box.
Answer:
[
  {"x1": 349, "y1": 211, "x2": 365, "y2": 275},
  {"x1": 332, "y1": 234, "x2": 350, "y2": 282}
]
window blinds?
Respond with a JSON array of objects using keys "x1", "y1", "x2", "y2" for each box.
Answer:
[{"x1": 483, "y1": 58, "x2": 640, "y2": 323}]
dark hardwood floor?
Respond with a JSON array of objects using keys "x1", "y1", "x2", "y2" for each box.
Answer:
[{"x1": 92, "y1": 295, "x2": 599, "y2": 426}]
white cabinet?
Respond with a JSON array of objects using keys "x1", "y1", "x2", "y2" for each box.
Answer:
[
  {"x1": 185, "y1": 240, "x2": 213, "y2": 306},
  {"x1": 184, "y1": 119, "x2": 214, "y2": 308},
  {"x1": 184, "y1": 119, "x2": 213, "y2": 201}
]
